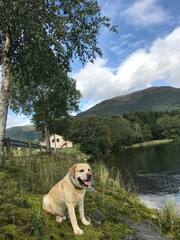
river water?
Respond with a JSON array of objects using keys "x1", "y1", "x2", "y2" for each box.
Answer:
[{"x1": 107, "y1": 141, "x2": 180, "y2": 210}]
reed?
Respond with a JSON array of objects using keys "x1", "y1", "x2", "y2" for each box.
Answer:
[
  {"x1": 3, "y1": 150, "x2": 86, "y2": 194},
  {"x1": 157, "y1": 201, "x2": 180, "y2": 238}
]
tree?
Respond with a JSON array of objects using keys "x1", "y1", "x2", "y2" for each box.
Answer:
[
  {"x1": 156, "y1": 115, "x2": 180, "y2": 139},
  {"x1": 10, "y1": 46, "x2": 81, "y2": 151},
  {"x1": 107, "y1": 116, "x2": 134, "y2": 148},
  {"x1": 133, "y1": 123, "x2": 143, "y2": 143},
  {"x1": 70, "y1": 115, "x2": 113, "y2": 157},
  {"x1": 142, "y1": 124, "x2": 152, "y2": 141},
  {"x1": 0, "y1": 0, "x2": 116, "y2": 161}
]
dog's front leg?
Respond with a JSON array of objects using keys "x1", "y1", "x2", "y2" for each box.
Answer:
[
  {"x1": 66, "y1": 203, "x2": 84, "y2": 235},
  {"x1": 79, "y1": 199, "x2": 91, "y2": 226}
]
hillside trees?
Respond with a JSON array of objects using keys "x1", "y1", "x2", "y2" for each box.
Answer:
[
  {"x1": 0, "y1": 0, "x2": 116, "y2": 160},
  {"x1": 156, "y1": 114, "x2": 180, "y2": 139},
  {"x1": 70, "y1": 115, "x2": 113, "y2": 157},
  {"x1": 70, "y1": 110, "x2": 180, "y2": 158},
  {"x1": 106, "y1": 116, "x2": 134, "y2": 148},
  {"x1": 142, "y1": 124, "x2": 153, "y2": 141}
]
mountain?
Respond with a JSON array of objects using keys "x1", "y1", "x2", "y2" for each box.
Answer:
[
  {"x1": 6, "y1": 125, "x2": 41, "y2": 141},
  {"x1": 78, "y1": 86, "x2": 180, "y2": 117}
]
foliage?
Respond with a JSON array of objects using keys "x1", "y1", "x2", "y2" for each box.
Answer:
[
  {"x1": 0, "y1": 0, "x2": 116, "y2": 66},
  {"x1": 156, "y1": 115, "x2": 180, "y2": 139},
  {"x1": 106, "y1": 116, "x2": 135, "y2": 148},
  {"x1": 11, "y1": 62, "x2": 81, "y2": 136},
  {"x1": 0, "y1": 0, "x2": 116, "y2": 159},
  {"x1": 157, "y1": 201, "x2": 180, "y2": 239},
  {"x1": 142, "y1": 124, "x2": 153, "y2": 141},
  {"x1": 123, "y1": 110, "x2": 180, "y2": 142},
  {"x1": 69, "y1": 110, "x2": 180, "y2": 157},
  {"x1": 6, "y1": 109, "x2": 180, "y2": 157},
  {"x1": 70, "y1": 115, "x2": 113, "y2": 157}
]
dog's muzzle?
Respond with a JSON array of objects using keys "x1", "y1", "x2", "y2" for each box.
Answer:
[{"x1": 78, "y1": 174, "x2": 92, "y2": 187}]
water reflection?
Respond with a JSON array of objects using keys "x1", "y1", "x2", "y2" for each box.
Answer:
[
  {"x1": 107, "y1": 141, "x2": 180, "y2": 208},
  {"x1": 138, "y1": 193, "x2": 180, "y2": 211},
  {"x1": 136, "y1": 172, "x2": 180, "y2": 194}
]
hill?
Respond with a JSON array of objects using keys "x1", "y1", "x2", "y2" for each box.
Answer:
[
  {"x1": 6, "y1": 125, "x2": 41, "y2": 141},
  {"x1": 77, "y1": 86, "x2": 180, "y2": 117}
]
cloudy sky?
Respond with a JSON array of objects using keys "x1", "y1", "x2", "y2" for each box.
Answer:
[{"x1": 2, "y1": 0, "x2": 180, "y2": 128}]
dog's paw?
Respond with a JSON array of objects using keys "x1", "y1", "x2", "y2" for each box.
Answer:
[
  {"x1": 74, "y1": 227, "x2": 84, "y2": 235},
  {"x1": 62, "y1": 216, "x2": 66, "y2": 220},
  {"x1": 56, "y1": 216, "x2": 63, "y2": 223},
  {"x1": 82, "y1": 219, "x2": 91, "y2": 225}
]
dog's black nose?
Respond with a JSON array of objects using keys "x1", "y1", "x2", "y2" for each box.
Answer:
[{"x1": 87, "y1": 173, "x2": 92, "y2": 180}]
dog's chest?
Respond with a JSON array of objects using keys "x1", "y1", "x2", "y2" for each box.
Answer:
[{"x1": 69, "y1": 191, "x2": 85, "y2": 206}]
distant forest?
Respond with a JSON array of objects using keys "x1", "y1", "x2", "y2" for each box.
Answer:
[{"x1": 69, "y1": 110, "x2": 180, "y2": 157}]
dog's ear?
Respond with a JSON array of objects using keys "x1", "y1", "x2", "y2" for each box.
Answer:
[{"x1": 69, "y1": 164, "x2": 78, "y2": 178}]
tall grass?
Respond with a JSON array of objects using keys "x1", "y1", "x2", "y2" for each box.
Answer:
[
  {"x1": 157, "y1": 201, "x2": 180, "y2": 238},
  {"x1": 94, "y1": 162, "x2": 136, "y2": 203},
  {"x1": 2, "y1": 149, "x2": 87, "y2": 194}
]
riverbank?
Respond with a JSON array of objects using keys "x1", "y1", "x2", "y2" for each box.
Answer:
[
  {"x1": 125, "y1": 139, "x2": 173, "y2": 149},
  {"x1": 0, "y1": 149, "x2": 178, "y2": 239}
]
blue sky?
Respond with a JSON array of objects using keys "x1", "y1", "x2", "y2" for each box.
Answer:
[{"x1": 1, "y1": 0, "x2": 180, "y2": 128}]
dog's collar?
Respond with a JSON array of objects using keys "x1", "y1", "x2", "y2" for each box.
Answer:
[{"x1": 68, "y1": 173, "x2": 83, "y2": 190}]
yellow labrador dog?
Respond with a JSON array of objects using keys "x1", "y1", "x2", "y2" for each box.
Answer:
[{"x1": 43, "y1": 163, "x2": 92, "y2": 235}]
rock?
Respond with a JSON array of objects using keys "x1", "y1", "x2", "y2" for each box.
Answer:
[
  {"x1": 88, "y1": 210, "x2": 172, "y2": 239},
  {"x1": 119, "y1": 217, "x2": 172, "y2": 240},
  {"x1": 88, "y1": 209, "x2": 106, "y2": 224}
]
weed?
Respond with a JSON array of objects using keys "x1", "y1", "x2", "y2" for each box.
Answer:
[
  {"x1": 29, "y1": 208, "x2": 44, "y2": 237},
  {"x1": 157, "y1": 201, "x2": 180, "y2": 239}
]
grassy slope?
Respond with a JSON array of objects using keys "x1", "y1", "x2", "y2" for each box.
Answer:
[{"x1": 0, "y1": 149, "x2": 176, "y2": 239}]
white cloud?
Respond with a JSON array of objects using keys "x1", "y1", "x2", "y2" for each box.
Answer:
[
  {"x1": 73, "y1": 27, "x2": 180, "y2": 110},
  {"x1": 110, "y1": 36, "x2": 146, "y2": 57},
  {"x1": 73, "y1": 58, "x2": 117, "y2": 102},
  {"x1": 99, "y1": 0, "x2": 123, "y2": 21},
  {"x1": 7, "y1": 112, "x2": 31, "y2": 129},
  {"x1": 123, "y1": 0, "x2": 171, "y2": 27}
]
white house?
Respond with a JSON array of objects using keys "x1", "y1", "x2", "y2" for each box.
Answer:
[{"x1": 40, "y1": 134, "x2": 73, "y2": 149}]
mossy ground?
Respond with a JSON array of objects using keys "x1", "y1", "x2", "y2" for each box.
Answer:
[{"x1": 0, "y1": 149, "x2": 163, "y2": 239}]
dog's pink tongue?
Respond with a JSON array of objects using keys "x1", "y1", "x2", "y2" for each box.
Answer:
[{"x1": 84, "y1": 181, "x2": 92, "y2": 186}]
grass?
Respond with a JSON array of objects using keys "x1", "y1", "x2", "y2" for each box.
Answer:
[
  {"x1": 0, "y1": 149, "x2": 177, "y2": 239},
  {"x1": 125, "y1": 139, "x2": 173, "y2": 149},
  {"x1": 157, "y1": 201, "x2": 180, "y2": 239}
]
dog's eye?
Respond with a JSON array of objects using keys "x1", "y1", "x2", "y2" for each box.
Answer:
[
  {"x1": 79, "y1": 169, "x2": 84, "y2": 172},
  {"x1": 88, "y1": 169, "x2": 91, "y2": 172}
]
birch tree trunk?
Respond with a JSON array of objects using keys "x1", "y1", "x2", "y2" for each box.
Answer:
[
  {"x1": 44, "y1": 121, "x2": 51, "y2": 152},
  {"x1": 54, "y1": 134, "x2": 57, "y2": 152},
  {"x1": 0, "y1": 34, "x2": 11, "y2": 163}
]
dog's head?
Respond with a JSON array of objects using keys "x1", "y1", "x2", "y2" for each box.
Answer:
[{"x1": 69, "y1": 163, "x2": 92, "y2": 187}]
